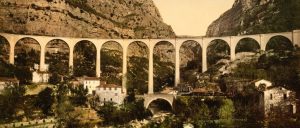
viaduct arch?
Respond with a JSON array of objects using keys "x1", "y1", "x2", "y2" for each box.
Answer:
[
  {"x1": 14, "y1": 37, "x2": 41, "y2": 67},
  {"x1": 45, "y1": 39, "x2": 70, "y2": 74},
  {"x1": 235, "y1": 38, "x2": 260, "y2": 54},
  {"x1": 0, "y1": 30, "x2": 299, "y2": 94},
  {"x1": 127, "y1": 41, "x2": 150, "y2": 94}
]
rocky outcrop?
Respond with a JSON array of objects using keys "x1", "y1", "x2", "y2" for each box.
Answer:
[
  {"x1": 0, "y1": 0, "x2": 175, "y2": 39},
  {"x1": 206, "y1": 0, "x2": 300, "y2": 37}
]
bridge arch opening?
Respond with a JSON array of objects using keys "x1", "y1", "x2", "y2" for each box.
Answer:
[
  {"x1": 73, "y1": 40, "x2": 96, "y2": 77},
  {"x1": 14, "y1": 37, "x2": 41, "y2": 84},
  {"x1": 146, "y1": 98, "x2": 173, "y2": 114},
  {"x1": 127, "y1": 41, "x2": 149, "y2": 95},
  {"x1": 179, "y1": 40, "x2": 202, "y2": 83},
  {"x1": 100, "y1": 41, "x2": 123, "y2": 85},
  {"x1": 45, "y1": 39, "x2": 70, "y2": 76},
  {"x1": 153, "y1": 41, "x2": 175, "y2": 92},
  {"x1": 0, "y1": 36, "x2": 10, "y2": 63},
  {"x1": 15, "y1": 37, "x2": 41, "y2": 68},
  {"x1": 235, "y1": 38, "x2": 260, "y2": 55},
  {"x1": 207, "y1": 39, "x2": 230, "y2": 67},
  {"x1": 266, "y1": 36, "x2": 294, "y2": 52}
]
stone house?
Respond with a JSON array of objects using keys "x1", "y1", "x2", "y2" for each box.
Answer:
[
  {"x1": 32, "y1": 64, "x2": 50, "y2": 83},
  {"x1": 32, "y1": 71, "x2": 50, "y2": 83},
  {"x1": 0, "y1": 77, "x2": 19, "y2": 93},
  {"x1": 94, "y1": 81, "x2": 126, "y2": 105},
  {"x1": 83, "y1": 77, "x2": 100, "y2": 95},
  {"x1": 254, "y1": 79, "x2": 297, "y2": 118},
  {"x1": 176, "y1": 83, "x2": 193, "y2": 95}
]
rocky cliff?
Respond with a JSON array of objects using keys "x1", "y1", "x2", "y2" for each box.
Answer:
[
  {"x1": 206, "y1": 0, "x2": 300, "y2": 37},
  {"x1": 0, "y1": 0, "x2": 175, "y2": 38}
]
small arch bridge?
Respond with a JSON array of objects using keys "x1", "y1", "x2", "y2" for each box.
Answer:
[{"x1": 143, "y1": 94, "x2": 176, "y2": 109}]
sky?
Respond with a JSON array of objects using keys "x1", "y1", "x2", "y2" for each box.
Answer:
[{"x1": 152, "y1": 0, "x2": 235, "y2": 36}]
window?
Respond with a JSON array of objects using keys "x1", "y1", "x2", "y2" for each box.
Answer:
[
  {"x1": 270, "y1": 94, "x2": 273, "y2": 100},
  {"x1": 115, "y1": 93, "x2": 118, "y2": 96},
  {"x1": 270, "y1": 104, "x2": 274, "y2": 111},
  {"x1": 110, "y1": 98, "x2": 112, "y2": 101},
  {"x1": 284, "y1": 94, "x2": 287, "y2": 99},
  {"x1": 115, "y1": 88, "x2": 117, "y2": 90},
  {"x1": 109, "y1": 88, "x2": 111, "y2": 90}
]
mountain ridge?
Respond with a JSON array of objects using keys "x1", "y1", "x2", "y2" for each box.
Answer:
[
  {"x1": 0, "y1": 0, "x2": 175, "y2": 39},
  {"x1": 206, "y1": 0, "x2": 300, "y2": 37}
]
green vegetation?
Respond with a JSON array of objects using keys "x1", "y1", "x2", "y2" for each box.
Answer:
[
  {"x1": 207, "y1": 40, "x2": 230, "y2": 66},
  {"x1": 231, "y1": 50, "x2": 299, "y2": 92},
  {"x1": 239, "y1": 0, "x2": 300, "y2": 35},
  {"x1": 154, "y1": 55, "x2": 175, "y2": 92},
  {"x1": 180, "y1": 42, "x2": 202, "y2": 82},
  {"x1": 97, "y1": 98, "x2": 151, "y2": 126},
  {"x1": 0, "y1": 59, "x2": 32, "y2": 84},
  {"x1": 145, "y1": 116, "x2": 183, "y2": 128},
  {"x1": 15, "y1": 49, "x2": 40, "y2": 68},
  {"x1": 174, "y1": 97, "x2": 233, "y2": 121},
  {"x1": 46, "y1": 52, "x2": 69, "y2": 76},
  {"x1": 74, "y1": 41, "x2": 96, "y2": 77},
  {"x1": 100, "y1": 49, "x2": 122, "y2": 85},
  {"x1": 55, "y1": 81, "x2": 76, "y2": 127},
  {"x1": 127, "y1": 56, "x2": 148, "y2": 94},
  {"x1": 0, "y1": 37, "x2": 9, "y2": 62},
  {"x1": 0, "y1": 59, "x2": 16, "y2": 78},
  {"x1": 35, "y1": 87, "x2": 54, "y2": 116},
  {"x1": 147, "y1": 97, "x2": 236, "y2": 127},
  {"x1": 235, "y1": 38, "x2": 260, "y2": 53},
  {"x1": 218, "y1": 99, "x2": 235, "y2": 119},
  {"x1": 0, "y1": 85, "x2": 25, "y2": 122},
  {"x1": 69, "y1": 84, "x2": 88, "y2": 106}
]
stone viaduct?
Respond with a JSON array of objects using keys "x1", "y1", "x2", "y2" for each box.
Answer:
[{"x1": 1, "y1": 30, "x2": 300, "y2": 107}]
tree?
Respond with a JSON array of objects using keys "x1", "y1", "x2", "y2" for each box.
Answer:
[
  {"x1": 49, "y1": 73, "x2": 61, "y2": 85},
  {"x1": 55, "y1": 82, "x2": 75, "y2": 127},
  {"x1": 0, "y1": 85, "x2": 25, "y2": 120},
  {"x1": 70, "y1": 84, "x2": 88, "y2": 106},
  {"x1": 218, "y1": 99, "x2": 235, "y2": 119},
  {"x1": 36, "y1": 87, "x2": 54, "y2": 116},
  {"x1": 0, "y1": 59, "x2": 15, "y2": 77},
  {"x1": 15, "y1": 67, "x2": 32, "y2": 85}
]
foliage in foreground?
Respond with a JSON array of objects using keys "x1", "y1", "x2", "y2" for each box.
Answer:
[{"x1": 97, "y1": 95, "x2": 152, "y2": 126}]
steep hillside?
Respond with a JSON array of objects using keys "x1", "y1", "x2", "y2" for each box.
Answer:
[
  {"x1": 206, "y1": 0, "x2": 300, "y2": 36},
  {"x1": 0, "y1": 0, "x2": 175, "y2": 38}
]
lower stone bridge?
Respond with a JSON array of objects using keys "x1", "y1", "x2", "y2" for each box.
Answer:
[{"x1": 143, "y1": 93, "x2": 176, "y2": 109}]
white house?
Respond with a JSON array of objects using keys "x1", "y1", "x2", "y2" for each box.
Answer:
[
  {"x1": 32, "y1": 64, "x2": 50, "y2": 83},
  {"x1": 95, "y1": 81, "x2": 126, "y2": 105},
  {"x1": 83, "y1": 77, "x2": 100, "y2": 95},
  {"x1": 255, "y1": 80, "x2": 297, "y2": 118},
  {"x1": 32, "y1": 71, "x2": 50, "y2": 83}
]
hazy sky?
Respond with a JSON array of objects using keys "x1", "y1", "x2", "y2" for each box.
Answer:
[{"x1": 152, "y1": 0, "x2": 235, "y2": 36}]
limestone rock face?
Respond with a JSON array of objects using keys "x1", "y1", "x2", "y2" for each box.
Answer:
[
  {"x1": 206, "y1": 0, "x2": 300, "y2": 37},
  {"x1": 0, "y1": 0, "x2": 175, "y2": 39}
]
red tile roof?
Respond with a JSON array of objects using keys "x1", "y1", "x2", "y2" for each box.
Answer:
[
  {"x1": 84, "y1": 77, "x2": 100, "y2": 80},
  {"x1": 0, "y1": 77, "x2": 19, "y2": 82},
  {"x1": 97, "y1": 84, "x2": 121, "y2": 88}
]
